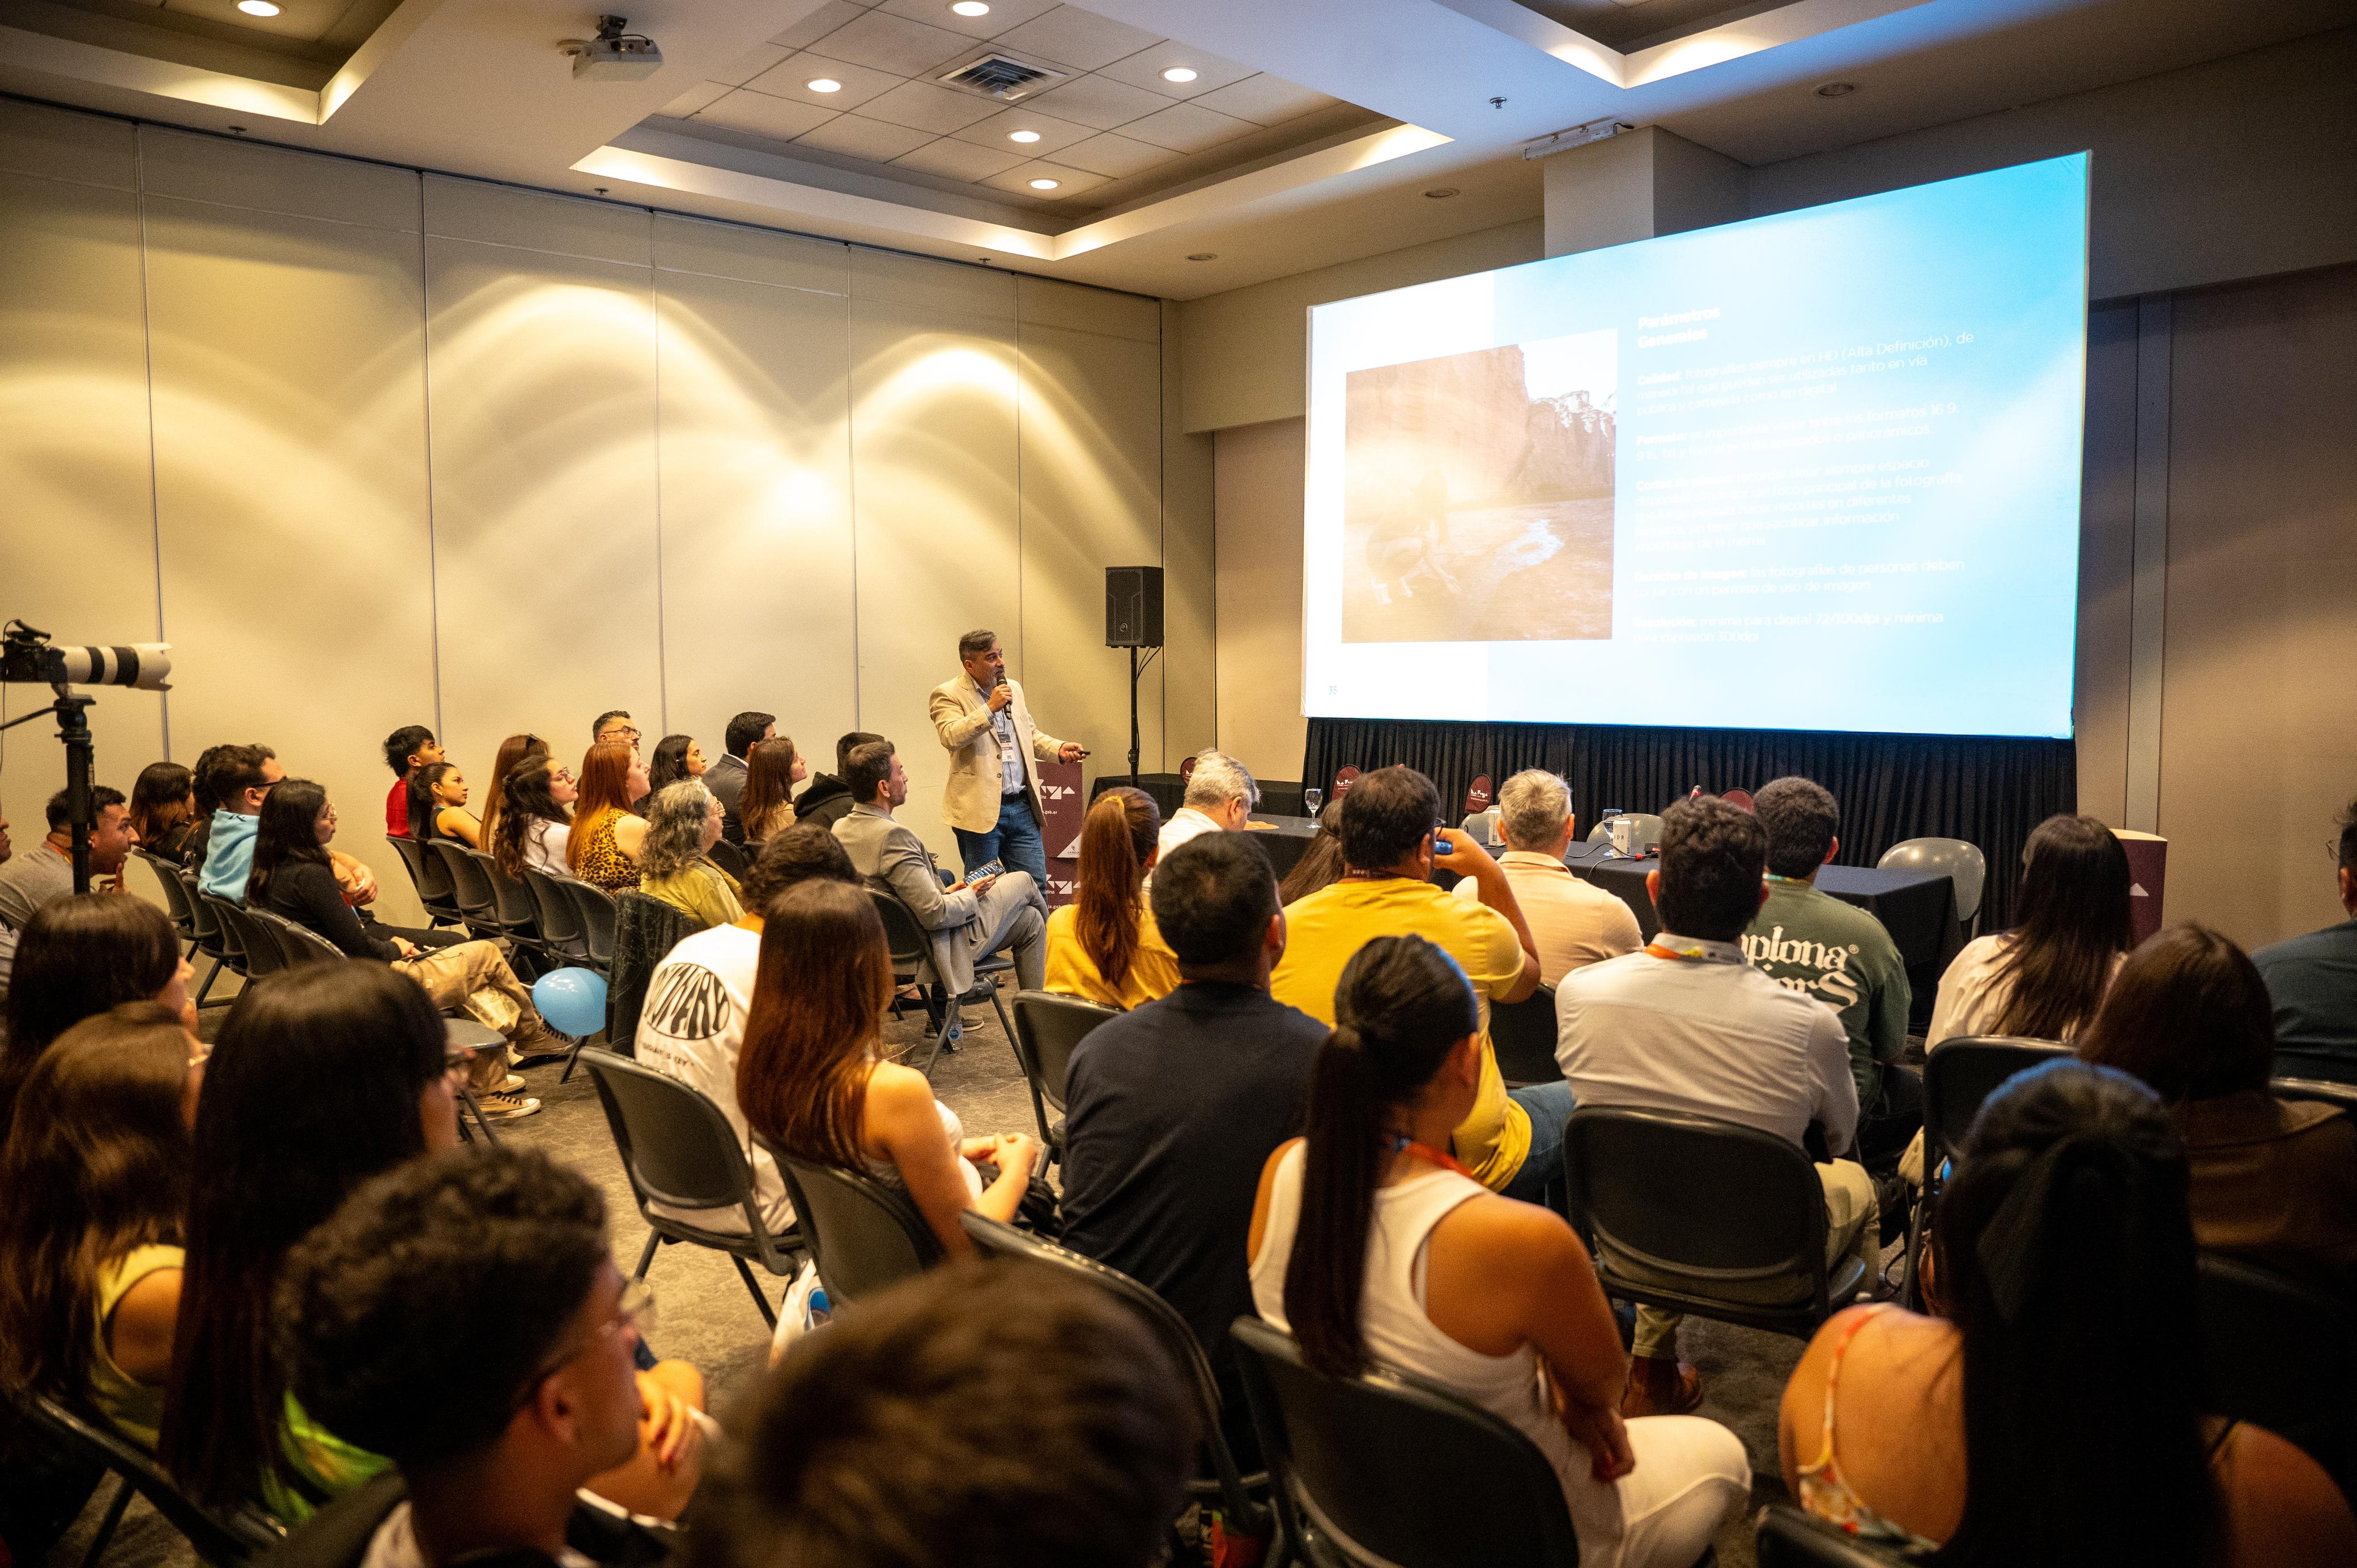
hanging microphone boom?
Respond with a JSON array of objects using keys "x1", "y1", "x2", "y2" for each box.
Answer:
[{"x1": 0, "y1": 621, "x2": 172, "y2": 691}]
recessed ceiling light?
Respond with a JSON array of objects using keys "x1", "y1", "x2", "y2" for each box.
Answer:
[
  {"x1": 807, "y1": 77, "x2": 843, "y2": 92},
  {"x1": 1008, "y1": 129, "x2": 1041, "y2": 143},
  {"x1": 1814, "y1": 81, "x2": 1857, "y2": 97},
  {"x1": 1161, "y1": 66, "x2": 1198, "y2": 83},
  {"x1": 1029, "y1": 178, "x2": 1060, "y2": 190},
  {"x1": 951, "y1": 0, "x2": 990, "y2": 13},
  {"x1": 237, "y1": 1, "x2": 280, "y2": 14},
  {"x1": 1186, "y1": 252, "x2": 1217, "y2": 261},
  {"x1": 1423, "y1": 187, "x2": 1460, "y2": 199}
]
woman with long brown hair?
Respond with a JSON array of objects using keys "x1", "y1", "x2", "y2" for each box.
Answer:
[
  {"x1": 735, "y1": 880, "x2": 1040, "y2": 1255},
  {"x1": 568, "y1": 740, "x2": 651, "y2": 889},
  {"x1": 492, "y1": 756, "x2": 575, "y2": 878},
  {"x1": 1044, "y1": 786, "x2": 1178, "y2": 1009},
  {"x1": 1929, "y1": 813, "x2": 2133, "y2": 1043},
  {"x1": 1278, "y1": 797, "x2": 1346, "y2": 905},
  {"x1": 128, "y1": 761, "x2": 199, "y2": 864},
  {"x1": 737, "y1": 736, "x2": 804, "y2": 846},
  {"x1": 475, "y1": 732, "x2": 548, "y2": 854}
]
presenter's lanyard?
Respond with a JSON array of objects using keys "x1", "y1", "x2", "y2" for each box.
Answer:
[{"x1": 1380, "y1": 1131, "x2": 1476, "y2": 1180}]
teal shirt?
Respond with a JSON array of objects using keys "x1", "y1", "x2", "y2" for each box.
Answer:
[{"x1": 1742, "y1": 876, "x2": 1911, "y2": 1111}]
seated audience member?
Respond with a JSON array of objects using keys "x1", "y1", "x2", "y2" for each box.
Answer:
[
  {"x1": 184, "y1": 742, "x2": 272, "y2": 871},
  {"x1": 0, "y1": 897, "x2": 193, "y2": 1138},
  {"x1": 1928, "y1": 811, "x2": 2131, "y2": 1045},
  {"x1": 737, "y1": 736, "x2": 804, "y2": 847},
  {"x1": 1159, "y1": 751, "x2": 1260, "y2": 860},
  {"x1": 2255, "y1": 798, "x2": 2357, "y2": 1084},
  {"x1": 2080, "y1": 923, "x2": 2357, "y2": 1298},
  {"x1": 790, "y1": 731, "x2": 883, "y2": 834},
  {"x1": 1556, "y1": 794, "x2": 1871, "y2": 1417},
  {"x1": 637, "y1": 824, "x2": 861, "y2": 1237},
  {"x1": 474, "y1": 733, "x2": 548, "y2": 855},
  {"x1": 380, "y1": 726, "x2": 440, "y2": 838},
  {"x1": 1743, "y1": 776, "x2": 1917, "y2": 1170},
  {"x1": 593, "y1": 710, "x2": 640, "y2": 750},
  {"x1": 0, "y1": 786, "x2": 135, "y2": 924},
  {"x1": 1270, "y1": 766, "x2": 1557, "y2": 1207},
  {"x1": 492, "y1": 757, "x2": 575, "y2": 879},
  {"x1": 272, "y1": 1149, "x2": 704, "y2": 1568},
  {"x1": 1453, "y1": 768, "x2": 1641, "y2": 985},
  {"x1": 833, "y1": 739, "x2": 1048, "y2": 995},
  {"x1": 1044, "y1": 787, "x2": 1179, "y2": 1009},
  {"x1": 691, "y1": 1258, "x2": 1194, "y2": 1568},
  {"x1": 1252, "y1": 936, "x2": 1752, "y2": 1568},
  {"x1": 1060, "y1": 831, "x2": 1322, "y2": 1459},
  {"x1": 705, "y1": 711, "x2": 773, "y2": 831},
  {"x1": 648, "y1": 734, "x2": 706, "y2": 795},
  {"x1": 198, "y1": 747, "x2": 275, "y2": 898},
  {"x1": 1777, "y1": 1060, "x2": 2357, "y2": 1566},
  {"x1": 248, "y1": 780, "x2": 553, "y2": 1116},
  {"x1": 160, "y1": 964, "x2": 708, "y2": 1525},
  {"x1": 638, "y1": 781, "x2": 743, "y2": 931},
  {"x1": 568, "y1": 742, "x2": 652, "y2": 891},
  {"x1": 1275, "y1": 797, "x2": 1345, "y2": 904},
  {"x1": 737, "y1": 880, "x2": 1042, "y2": 1256},
  {"x1": 129, "y1": 761, "x2": 199, "y2": 866},
  {"x1": 0, "y1": 1003, "x2": 197, "y2": 1450},
  {"x1": 406, "y1": 762, "x2": 481, "y2": 849}
]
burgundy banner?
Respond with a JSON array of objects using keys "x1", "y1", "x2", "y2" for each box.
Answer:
[{"x1": 1037, "y1": 760, "x2": 1086, "y2": 908}]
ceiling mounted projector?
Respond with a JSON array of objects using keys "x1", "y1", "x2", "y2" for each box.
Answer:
[{"x1": 561, "y1": 15, "x2": 662, "y2": 80}]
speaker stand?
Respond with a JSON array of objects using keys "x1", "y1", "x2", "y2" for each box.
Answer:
[{"x1": 1124, "y1": 644, "x2": 1161, "y2": 785}]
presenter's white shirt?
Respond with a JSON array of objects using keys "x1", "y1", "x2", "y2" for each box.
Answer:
[
  {"x1": 634, "y1": 923, "x2": 793, "y2": 1233},
  {"x1": 1158, "y1": 806, "x2": 1224, "y2": 862}
]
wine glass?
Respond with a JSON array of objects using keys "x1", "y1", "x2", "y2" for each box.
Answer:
[{"x1": 1302, "y1": 787, "x2": 1324, "y2": 820}]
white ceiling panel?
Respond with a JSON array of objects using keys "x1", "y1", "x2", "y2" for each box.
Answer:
[
  {"x1": 1092, "y1": 40, "x2": 1256, "y2": 100},
  {"x1": 768, "y1": 1, "x2": 871, "y2": 51},
  {"x1": 795, "y1": 113, "x2": 939, "y2": 159},
  {"x1": 658, "y1": 81, "x2": 730, "y2": 119},
  {"x1": 695, "y1": 90, "x2": 841, "y2": 141},
  {"x1": 709, "y1": 44, "x2": 794, "y2": 87},
  {"x1": 1018, "y1": 72, "x2": 1173, "y2": 130},
  {"x1": 810, "y1": 8, "x2": 975, "y2": 75},
  {"x1": 1190, "y1": 73, "x2": 1336, "y2": 126},
  {"x1": 946, "y1": 105, "x2": 1096, "y2": 155},
  {"x1": 744, "y1": 52, "x2": 903, "y2": 112},
  {"x1": 873, "y1": 0, "x2": 1064, "y2": 40},
  {"x1": 1054, "y1": 130, "x2": 1178, "y2": 178},
  {"x1": 1121, "y1": 99, "x2": 1254, "y2": 153},
  {"x1": 891, "y1": 136, "x2": 1029, "y2": 180},
  {"x1": 986, "y1": 5, "x2": 1162, "y2": 71},
  {"x1": 979, "y1": 157, "x2": 1109, "y2": 198},
  {"x1": 857, "y1": 77, "x2": 1008, "y2": 132}
]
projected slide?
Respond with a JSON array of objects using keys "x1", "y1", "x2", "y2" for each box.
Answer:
[{"x1": 1303, "y1": 154, "x2": 2089, "y2": 739}]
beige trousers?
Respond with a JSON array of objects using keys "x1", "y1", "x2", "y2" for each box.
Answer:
[
  {"x1": 1631, "y1": 1158, "x2": 1879, "y2": 1360},
  {"x1": 395, "y1": 940, "x2": 559, "y2": 1092}
]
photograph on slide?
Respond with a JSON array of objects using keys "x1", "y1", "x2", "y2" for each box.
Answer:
[{"x1": 1341, "y1": 328, "x2": 1617, "y2": 644}]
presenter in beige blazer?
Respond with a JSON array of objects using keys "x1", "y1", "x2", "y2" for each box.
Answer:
[{"x1": 929, "y1": 628, "x2": 1084, "y2": 889}]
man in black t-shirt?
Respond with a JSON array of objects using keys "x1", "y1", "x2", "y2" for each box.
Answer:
[{"x1": 1057, "y1": 832, "x2": 1325, "y2": 1464}]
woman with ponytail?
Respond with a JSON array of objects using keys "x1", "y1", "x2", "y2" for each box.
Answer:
[
  {"x1": 1044, "y1": 786, "x2": 1180, "y2": 1009},
  {"x1": 1778, "y1": 1059, "x2": 2356, "y2": 1566},
  {"x1": 1248, "y1": 935, "x2": 1750, "y2": 1568}
]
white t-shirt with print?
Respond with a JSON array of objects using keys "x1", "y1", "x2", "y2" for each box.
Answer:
[{"x1": 633, "y1": 923, "x2": 792, "y2": 1234}]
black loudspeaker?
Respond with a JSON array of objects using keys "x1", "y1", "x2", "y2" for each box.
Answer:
[{"x1": 1105, "y1": 566, "x2": 1164, "y2": 647}]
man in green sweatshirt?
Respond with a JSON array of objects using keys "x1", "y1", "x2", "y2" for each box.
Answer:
[{"x1": 1743, "y1": 776, "x2": 1920, "y2": 1173}]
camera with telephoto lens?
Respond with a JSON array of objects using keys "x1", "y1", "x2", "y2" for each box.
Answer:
[{"x1": 1, "y1": 620, "x2": 172, "y2": 691}]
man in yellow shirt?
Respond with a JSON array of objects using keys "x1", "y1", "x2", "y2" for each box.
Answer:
[{"x1": 1271, "y1": 766, "x2": 1564, "y2": 1201}]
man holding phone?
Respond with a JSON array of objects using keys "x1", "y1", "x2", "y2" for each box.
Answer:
[{"x1": 929, "y1": 628, "x2": 1086, "y2": 889}]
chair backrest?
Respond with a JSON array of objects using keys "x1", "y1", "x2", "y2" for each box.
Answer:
[
  {"x1": 760, "y1": 1136, "x2": 941, "y2": 1304},
  {"x1": 428, "y1": 839, "x2": 502, "y2": 932},
  {"x1": 471, "y1": 847, "x2": 541, "y2": 933},
  {"x1": 1756, "y1": 1503, "x2": 1912, "y2": 1567},
  {"x1": 1486, "y1": 986, "x2": 1560, "y2": 1086},
  {"x1": 1563, "y1": 1105, "x2": 1831, "y2": 1315},
  {"x1": 139, "y1": 849, "x2": 199, "y2": 940},
  {"x1": 247, "y1": 906, "x2": 342, "y2": 968},
  {"x1": 1463, "y1": 774, "x2": 1494, "y2": 815},
  {"x1": 18, "y1": 1393, "x2": 281, "y2": 1565},
  {"x1": 868, "y1": 885, "x2": 938, "y2": 979},
  {"x1": 1584, "y1": 811, "x2": 1664, "y2": 849},
  {"x1": 1009, "y1": 990, "x2": 1121, "y2": 1115},
  {"x1": 2197, "y1": 1252, "x2": 2357, "y2": 1484},
  {"x1": 1922, "y1": 1036, "x2": 2071, "y2": 1170},
  {"x1": 178, "y1": 867, "x2": 230, "y2": 957},
  {"x1": 1229, "y1": 1317, "x2": 1576, "y2": 1568},
  {"x1": 577, "y1": 1047, "x2": 793, "y2": 1257},
  {"x1": 385, "y1": 832, "x2": 457, "y2": 910},
  {"x1": 611, "y1": 892, "x2": 696, "y2": 1044},
  {"x1": 705, "y1": 837, "x2": 749, "y2": 880},
  {"x1": 1331, "y1": 765, "x2": 1360, "y2": 798},
  {"x1": 2273, "y1": 1077, "x2": 2357, "y2": 1117},
  {"x1": 566, "y1": 879, "x2": 620, "y2": 969},
  {"x1": 199, "y1": 894, "x2": 265, "y2": 978},
  {"x1": 522, "y1": 867, "x2": 590, "y2": 960},
  {"x1": 1878, "y1": 836, "x2": 1988, "y2": 927},
  {"x1": 1722, "y1": 787, "x2": 1756, "y2": 813}
]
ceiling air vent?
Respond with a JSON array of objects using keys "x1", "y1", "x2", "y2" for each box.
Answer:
[{"x1": 937, "y1": 53, "x2": 1066, "y2": 101}]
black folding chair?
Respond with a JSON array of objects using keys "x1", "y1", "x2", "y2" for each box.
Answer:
[
  {"x1": 605, "y1": 891, "x2": 695, "y2": 1071},
  {"x1": 177, "y1": 867, "x2": 240, "y2": 988},
  {"x1": 964, "y1": 1215, "x2": 1284, "y2": 1561},
  {"x1": 385, "y1": 833, "x2": 464, "y2": 927},
  {"x1": 1563, "y1": 1106, "x2": 1867, "y2": 1340},
  {"x1": 579, "y1": 1048, "x2": 806, "y2": 1327},
  {"x1": 427, "y1": 840, "x2": 506, "y2": 943},
  {"x1": 246, "y1": 906, "x2": 343, "y2": 968},
  {"x1": 1757, "y1": 1503, "x2": 1911, "y2": 1566},
  {"x1": 1231, "y1": 1316, "x2": 1597, "y2": 1568},
  {"x1": 474, "y1": 848, "x2": 549, "y2": 964},
  {"x1": 2274, "y1": 1077, "x2": 2357, "y2": 1117},
  {"x1": 1901, "y1": 1037, "x2": 2070, "y2": 1307},
  {"x1": 706, "y1": 837, "x2": 750, "y2": 880},
  {"x1": 760, "y1": 1134, "x2": 942, "y2": 1306},
  {"x1": 522, "y1": 867, "x2": 593, "y2": 966},
  {"x1": 1007, "y1": 990, "x2": 1121, "y2": 1161},
  {"x1": 1490, "y1": 986, "x2": 1561, "y2": 1087},
  {"x1": 203, "y1": 894, "x2": 282, "y2": 981},
  {"x1": 869, "y1": 885, "x2": 1015, "y2": 1077},
  {"x1": 140, "y1": 850, "x2": 229, "y2": 1007},
  {"x1": 2197, "y1": 1252, "x2": 2357, "y2": 1494},
  {"x1": 14, "y1": 1392, "x2": 283, "y2": 1568},
  {"x1": 444, "y1": 1019, "x2": 508, "y2": 1147},
  {"x1": 564, "y1": 879, "x2": 620, "y2": 979}
]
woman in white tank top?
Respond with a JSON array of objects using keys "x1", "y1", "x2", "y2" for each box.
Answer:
[{"x1": 1246, "y1": 935, "x2": 1751, "y2": 1568}]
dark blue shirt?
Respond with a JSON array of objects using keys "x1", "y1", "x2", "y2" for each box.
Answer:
[{"x1": 2257, "y1": 918, "x2": 2357, "y2": 1084}]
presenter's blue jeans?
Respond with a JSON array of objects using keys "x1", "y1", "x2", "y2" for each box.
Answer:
[
  {"x1": 1501, "y1": 1080, "x2": 1576, "y2": 1212},
  {"x1": 955, "y1": 792, "x2": 1047, "y2": 890}
]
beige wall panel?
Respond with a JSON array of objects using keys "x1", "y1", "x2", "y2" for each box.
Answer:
[
  {"x1": 1016, "y1": 319, "x2": 1163, "y2": 798},
  {"x1": 849, "y1": 296, "x2": 1019, "y2": 863},
  {"x1": 1159, "y1": 298, "x2": 1218, "y2": 762},
  {"x1": 856, "y1": 249, "x2": 1016, "y2": 320},
  {"x1": 426, "y1": 237, "x2": 663, "y2": 782},
  {"x1": 2073, "y1": 302, "x2": 2137, "y2": 825},
  {"x1": 1018, "y1": 274, "x2": 1158, "y2": 342},
  {"x1": 655, "y1": 266, "x2": 858, "y2": 774},
  {"x1": 1212, "y1": 419, "x2": 1308, "y2": 783},
  {"x1": 424, "y1": 176, "x2": 652, "y2": 267},
  {"x1": 0, "y1": 98, "x2": 135, "y2": 187},
  {"x1": 0, "y1": 169, "x2": 164, "y2": 837},
  {"x1": 653, "y1": 214, "x2": 850, "y2": 296},
  {"x1": 138, "y1": 127, "x2": 418, "y2": 231},
  {"x1": 143, "y1": 194, "x2": 436, "y2": 918},
  {"x1": 2156, "y1": 263, "x2": 2357, "y2": 950}
]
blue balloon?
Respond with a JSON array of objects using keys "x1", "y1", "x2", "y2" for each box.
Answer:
[{"x1": 532, "y1": 968, "x2": 608, "y2": 1039}]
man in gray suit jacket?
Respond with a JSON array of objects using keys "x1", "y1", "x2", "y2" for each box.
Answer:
[{"x1": 832, "y1": 739, "x2": 1047, "y2": 999}]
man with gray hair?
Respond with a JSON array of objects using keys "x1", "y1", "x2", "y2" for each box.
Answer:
[
  {"x1": 1158, "y1": 751, "x2": 1260, "y2": 862},
  {"x1": 1452, "y1": 768, "x2": 1641, "y2": 986}
]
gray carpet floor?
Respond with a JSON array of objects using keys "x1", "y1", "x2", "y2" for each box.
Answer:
[{"x1": 49, "y1": 981, "x2": 1874, "y2": 1568}]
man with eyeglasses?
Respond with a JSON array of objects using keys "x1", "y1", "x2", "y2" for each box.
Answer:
[
  {"x1": 269, "y1": 1147, "x2": 707, "y2": 1568},
  {"x1": 593, "y1": 710, "x2": 641, "y2": 755}
]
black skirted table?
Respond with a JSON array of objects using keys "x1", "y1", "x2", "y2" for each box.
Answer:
[{"x1": 1240, "y1": 814, "x2": 1321, "y2": 881}]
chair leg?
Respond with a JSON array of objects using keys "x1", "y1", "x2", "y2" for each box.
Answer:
[
  {"x1": 559, "y1": 1032, "x2": 589, "y2": 1084},
  {"x1": 634, "y1": 1230, "x2": 661, "y2": 1281},
  {"x1": 731, "y1": 1254, "x2": 780, "y2": 1330},
  {"x1": 192, "y1": 955, "x2": 226, "y2": 1007},
  {"x1": 457, "y1": 1088, "x2": 502, "y2": 1148},
  {"x1": 79, "y1": 1476, "x2": 133, "y2": 1568}
]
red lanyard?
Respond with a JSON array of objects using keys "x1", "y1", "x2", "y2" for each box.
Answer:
[{"x1": 1382, "y1": 1132, "x2": 1477, "y2": 1179}]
